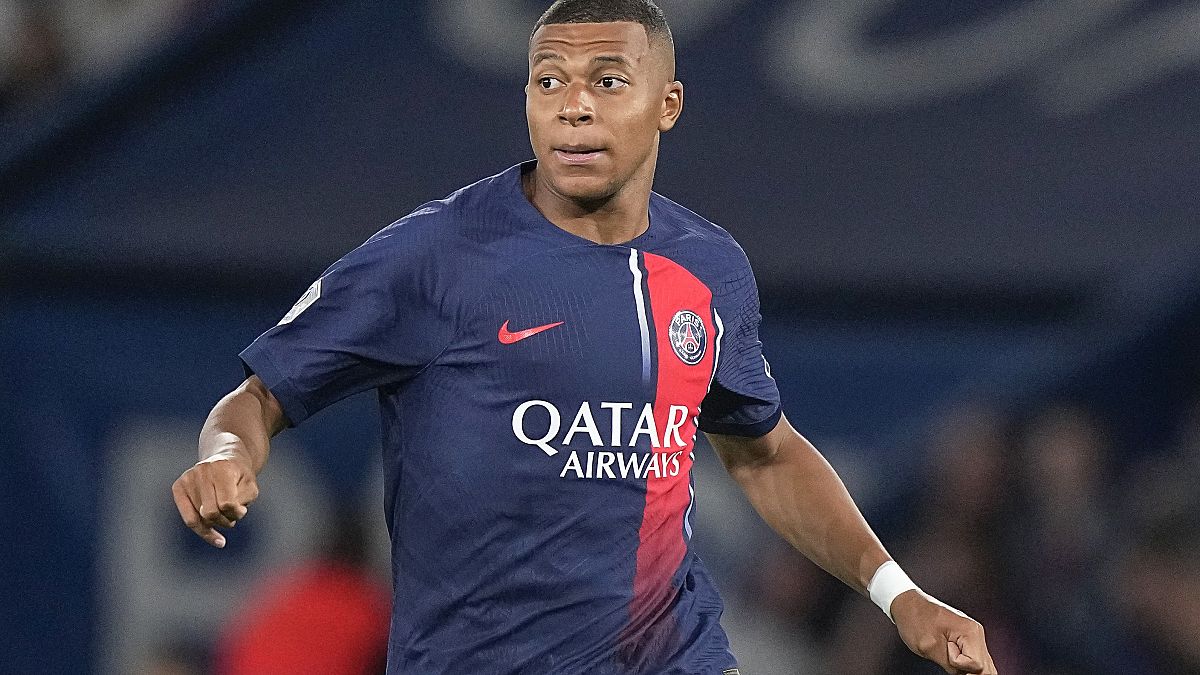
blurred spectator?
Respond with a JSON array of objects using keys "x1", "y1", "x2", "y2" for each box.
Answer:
[
  {"x1": 214, "y1": 508, "x2": 391, "y2": 675},
  {"x1": 1117, "y1": 506, "x2": 1200, "y2": 674},
  {"x1": 1008, "y1": 403, "x2": 1129, "y2": 674},
  {"x1": 1114, "y1": 416, "x2": 1200, "y2": 675}
]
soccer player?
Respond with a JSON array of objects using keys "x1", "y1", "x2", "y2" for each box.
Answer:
[{"x1": 171, "y1": 1, "x2": 998, "y2": 673}]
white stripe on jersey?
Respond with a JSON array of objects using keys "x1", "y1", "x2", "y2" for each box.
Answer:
[
  {"x1": 628, "y1": 248, "x2": 652, "y2": 385},
  {"x1": 707, "y1": 308, "x2": 725, "y2": 392}
]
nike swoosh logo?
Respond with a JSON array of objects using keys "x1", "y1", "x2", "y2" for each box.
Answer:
[{"x1": 498, "y1": 320, "x2": 565, "y2": 344}]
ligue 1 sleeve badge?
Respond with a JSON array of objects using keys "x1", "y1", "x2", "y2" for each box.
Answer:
[{"x1": 668, "y1": 310, "x2": 707, "y2": 365}]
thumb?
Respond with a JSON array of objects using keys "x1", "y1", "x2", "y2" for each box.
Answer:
[{"x1": 948, "y1": 640, "x2": 984, "y2": 673}]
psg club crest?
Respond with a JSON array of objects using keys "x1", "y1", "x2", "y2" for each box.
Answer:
[{"x1": 668, "y1": 310, "x2": 707, "y2": 365}]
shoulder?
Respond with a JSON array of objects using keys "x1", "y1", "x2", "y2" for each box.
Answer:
[
  {"x1": 649, "y1": 192, "x2": 756, "y2": 279},
  {"x1": 369, "y1": 173, "x2": 496, "y2": 243},
  {"x1": 354, "y1": 165, "x2": 519, "y2": 262}
]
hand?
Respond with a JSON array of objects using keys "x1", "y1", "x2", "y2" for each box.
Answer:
[
  {"x1": 171, "y1": 452, "x2": 260, "y2": 548},
  {"x1": 891, "y1": 589, "x2": 997, "y2": 674}
]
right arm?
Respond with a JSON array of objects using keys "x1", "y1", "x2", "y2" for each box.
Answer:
[
  {"x1": 171, "y1": 375, "x2": 286, "y2": 548},
  {"x1": 173, "y1": 215, "x2": 452, "y2": 547}
]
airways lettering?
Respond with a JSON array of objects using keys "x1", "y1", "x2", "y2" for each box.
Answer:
[{"x1": 559, "y1": 450, "x2": 684, "y2": 480}]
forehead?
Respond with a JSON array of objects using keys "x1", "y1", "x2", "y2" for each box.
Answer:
[{"x1": 528, "y1": 21, "x2": 652, "y2": 65}]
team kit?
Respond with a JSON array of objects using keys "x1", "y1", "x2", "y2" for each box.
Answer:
[{"x1": 240, "y1": 164, "x2": 779, "y2": 671}]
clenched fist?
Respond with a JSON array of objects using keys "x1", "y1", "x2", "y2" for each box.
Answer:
[
  {"x1": 171, "y1": 452, "x2": 260, "y2": 548},
  {"x1": 892, "y1": 589, "x2": 998, "y2": 674}
]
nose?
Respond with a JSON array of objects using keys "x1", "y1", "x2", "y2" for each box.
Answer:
[{"x1": 558, "y1": 83, "x2": 594, "y2": 126}]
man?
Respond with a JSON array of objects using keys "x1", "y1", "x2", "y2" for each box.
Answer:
[{"x1": 172, "y1": 1, "x2": 998, "y2": 673}]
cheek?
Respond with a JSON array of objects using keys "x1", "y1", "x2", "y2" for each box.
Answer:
[
  {"x1": 526, "y1": 95, "x2": 552, "y2": 135},
  {"x1": 611, "y1": 100, "x2": 661, "y2": 149},
  {"x1": 637, "y1": 97, "x2": 668, "y2": 138},
  {"x1": 526, "y1": 113, "x2": 548, "y2": 147}
]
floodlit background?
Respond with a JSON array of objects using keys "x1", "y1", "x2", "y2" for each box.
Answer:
[{"x1": 3, "y1": 1, "x2": 1199, "y2": 673}]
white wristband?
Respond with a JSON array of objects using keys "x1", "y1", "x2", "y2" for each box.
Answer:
[{"x1": 867, "y1": 561, "x2": 919, "y2": 623}]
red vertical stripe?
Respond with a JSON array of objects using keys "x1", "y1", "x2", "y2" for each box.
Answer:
[{"x1": 627, "y1": 252, "x2": 716, "y2": 642}]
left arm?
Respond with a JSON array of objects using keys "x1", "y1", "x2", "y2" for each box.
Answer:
[
  {"x1": 707, "y1": 413, "x2": 998, "y2": 675},
  {"x1": 708, "y1": 412, "x2": 888, "y2": 595}
]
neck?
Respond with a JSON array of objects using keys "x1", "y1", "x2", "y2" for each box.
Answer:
[{"x1": 523, "y1": 159, "x2": 656, "y2": 246}]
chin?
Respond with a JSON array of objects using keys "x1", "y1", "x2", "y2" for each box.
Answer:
[{"x1": 549, "y1": 173, "x2": 620, "y2": 203}]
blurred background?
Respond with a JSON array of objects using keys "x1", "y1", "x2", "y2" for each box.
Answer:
[{"x1": 2, "y1": 0, "x2": 1199, "y2": 673}]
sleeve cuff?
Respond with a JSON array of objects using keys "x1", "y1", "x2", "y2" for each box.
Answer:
[
  {"x1": 697, "y1": 406, "x2": 782, "y2": 438},
  {"x1": 238, "y1": 345, "x2": 310, "y2": 427}
]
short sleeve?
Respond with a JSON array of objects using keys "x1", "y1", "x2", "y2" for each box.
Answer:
[
  {"x1": 239, "y1": 220, "x2": 455, "y2": 426},
  {"x1": 698, "y1": 252, "x2": 781, "y2": 438}
]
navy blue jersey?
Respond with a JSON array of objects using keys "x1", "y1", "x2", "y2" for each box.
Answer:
[{"x1": 240, "y1": 162, "x2": 781, "y2": 674}]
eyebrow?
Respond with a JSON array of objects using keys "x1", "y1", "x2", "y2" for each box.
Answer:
[
  {"x1": 532, "y1": 51, "x2": 565, "y2": 66},
  {"x1": 591, "y1": 55, "x2": 634, "y2": 68},
  {"x1": 531, "y1": 52, "x2": 636, "y2": 69}
]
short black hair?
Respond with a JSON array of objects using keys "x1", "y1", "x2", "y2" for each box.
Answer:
[{"x1": 532, "y1": 0, "x2": 673, "y2": 47}]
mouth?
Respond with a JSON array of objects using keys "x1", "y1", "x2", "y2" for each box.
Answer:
[{"x1": 553, "y1": 146, "x2": 606, "y2": 165}]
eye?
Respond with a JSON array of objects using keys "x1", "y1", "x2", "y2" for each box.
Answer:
[
  {"x1": 538, "y1": 76, "x2": 564, "y2": 90},
  {"x1": 598, "y1": 76, "x2": 628, "y2": 89}
]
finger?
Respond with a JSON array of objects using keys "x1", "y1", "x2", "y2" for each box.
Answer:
[
  {"x1": 213, "y1": 468, "x2": 249, "y2": 522},
  {"x1": 172, "y1": 480, "x2": 226, "y2": 548},
  {"x1": 957, "y1": 628, "x2": 992, "y2": 672},
  {"x1": 922, "y1": 642, "x2": 952, "y2": 675},
  {"x1": 948, "y1": 640, "x2": 984, "y2": 674},
  {"x1": 198, "y1": 477, "x2": 236, "y2": 529}
]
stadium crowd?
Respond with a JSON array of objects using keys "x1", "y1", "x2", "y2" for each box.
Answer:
[{"x1": 722, "y1": 397, "x2": 1200, "y2": 675}]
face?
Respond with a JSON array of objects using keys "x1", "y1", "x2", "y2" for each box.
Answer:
[{"x1": 526, "y1": 22, "x2": 683, "y2": 203}]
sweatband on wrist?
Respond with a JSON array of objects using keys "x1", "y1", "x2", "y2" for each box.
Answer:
[{"x1": 867, "y1": 561, "x2": 919, "y2": 623}]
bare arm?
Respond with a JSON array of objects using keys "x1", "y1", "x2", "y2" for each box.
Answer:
[
  {"x1": 707, "y1": 413, "x2": 997, "y2": 674},
  {"x1": 171, "y1": 375, "x2": 286, "y2": 548},
  {"x1": 706, "y1": 412, "x2": 889, "y2": 595}
]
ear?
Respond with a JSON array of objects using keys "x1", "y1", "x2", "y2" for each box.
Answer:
[{"x1": 659, "y1": 80, "x2": 684, "y2": 132}]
